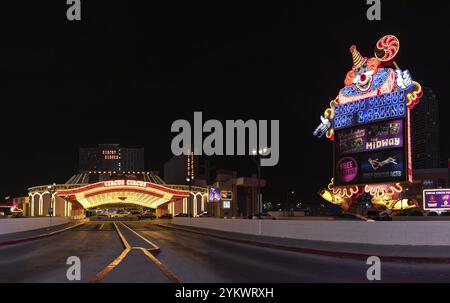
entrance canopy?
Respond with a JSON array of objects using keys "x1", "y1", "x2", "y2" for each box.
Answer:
[{"x1": 56, "y1": 179, "x2": 189, "y2": 209}]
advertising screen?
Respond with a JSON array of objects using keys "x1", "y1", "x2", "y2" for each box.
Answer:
[
  {"x1": 221, "y1": 191, "x2": 232, "y2": 201},
  {"x1": 335, "y1": 119, "x2": 404, "y2": 155},
  {"x1": 423, "y1": 189, "x2": 450, "y2": 211},
  {"x1": 335, "y1": 149, "x2": 406, "y2": 186},
  {"x1": 333, "y1": 91, "x2": 409, "y2": 187},
  {"x1": 208, "y1": 187, "x2": 221, "y2": 202}
]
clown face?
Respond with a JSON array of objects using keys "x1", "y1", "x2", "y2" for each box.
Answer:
[{"x1": 352, "y1": 63, "x2": 375, "y2": 92}]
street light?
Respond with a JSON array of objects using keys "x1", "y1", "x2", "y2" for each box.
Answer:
[
  {"x1": 186, "y1": 150, "x2": 194, "y2": 220},
  {"x1": 47, "y1": 182, "x2": 56, "y2": 230},
  {"x1": 251, "y1": 147, "x2": 268, "y2": 216},
  {"x1": 286, "y1": 190, "x2": 295, "y2": 213}
]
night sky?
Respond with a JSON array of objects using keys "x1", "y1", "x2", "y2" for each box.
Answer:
[{"x1": 2, "y1": 1, "x2": 449, "y2": 204}]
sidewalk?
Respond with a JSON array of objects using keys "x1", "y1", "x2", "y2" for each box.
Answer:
[
  {"x1": 0, "y1": 221, "x2": 85, "y2": 246},
  {"x1": 158, "y1": 223, "x2": 450, "y2": 263}
]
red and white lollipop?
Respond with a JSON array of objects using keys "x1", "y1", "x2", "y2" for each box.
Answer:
[{"x1": 375, "y1": 35, "x2": 400, "y2": 67}]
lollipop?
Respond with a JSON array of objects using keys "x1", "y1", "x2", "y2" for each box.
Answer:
[{"x1": 375, "y1": 35, "x2": 400, "y2": 67}]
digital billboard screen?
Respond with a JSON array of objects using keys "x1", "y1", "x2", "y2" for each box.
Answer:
[
  {"x1": 208, "y1": 187, "x2": 221, "y2": 202},
  {"x1": 333, "y1": 91, "x2": 409, "y2": 187},
  {"x1": 221, "y1": 191, "x2": 232, "y2": 201},
  {"x1": 423, "y1": 189, "x2": 450, "y2": 211},
  {"x1": 335, "y1": 119, "x2": 404, "y2": 155},
  {"x1": 335, "y1": 149, "x2": 406, "y2": 186}
]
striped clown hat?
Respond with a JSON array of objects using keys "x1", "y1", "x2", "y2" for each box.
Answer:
[{"x1": 350, "y1": 45, "x2": 367, "y2": 69}]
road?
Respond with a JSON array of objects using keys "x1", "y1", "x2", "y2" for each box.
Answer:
[{"x1": 1, "y1": 220, "x2": 450, "y2": 283}]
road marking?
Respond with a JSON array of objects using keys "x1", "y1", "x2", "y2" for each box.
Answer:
[
  {"x1": 113, "y1": 222, "x2": 131, "y2": 250},
  {"x1": 119, "y1": 222, "x2": 159, "y2": 250},
  {"x1": 90, "y1": 223, "x2": 131, "y2": 283},
  {"x1": 99, "y1": 223, "x2": 105, "y2": 230},
  {"x1": 89, "y1": 222, "x2": 179, "y2": 283},
  {"x1": 90, "y1": 248, "x2": 131, "y2": 283},
  {"x1": 0, "y1": 222, "x2": 86, "y2": 247},
  {"x1": 140, "y1": 247, "x2": 180, "y2": 283},
  {"x1": 120, "y1": 223, "x2": 179, "y2": 282}
]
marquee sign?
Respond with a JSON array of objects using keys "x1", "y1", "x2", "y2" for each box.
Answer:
[
  {"x1": 423, "y1": 189, "x2": 450, "y2": 211},
  {"x1": 56, "y1": 179, "x2": 189, "y2": 209},
  {"x1": 314, "y1": 35, "x2": 422, "y2": 199},
  {"x1": 333, "y1": 90, "x2": 406, "y2": 130},
  {"x1": 104, "y1": 180, "x2": 147, "y2": 188},
  {"x1": 335, "y1": 119, "x2": 404, "y2": 155}
]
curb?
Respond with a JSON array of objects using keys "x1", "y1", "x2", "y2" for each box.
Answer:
[
  {"x1": 0, "y1": 222, "x2": 85, "y2": 247},
  {"x1": 156, "y1": 224, "x2": 450, "y2": 264}
]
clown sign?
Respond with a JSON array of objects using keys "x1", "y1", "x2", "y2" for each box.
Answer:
[{"x1": 314, "y1": 35, "x2": 422, "y2": 198}]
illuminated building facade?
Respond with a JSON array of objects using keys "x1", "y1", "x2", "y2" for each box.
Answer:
[
  {"x1": 164, "y1": 156, "x2": 266, "y2": 218},
  {"x1": 28, "y1": 170, "x2": 207, "y2": 218},
  {"x1": 28, "y1": 147, "x2": 265, "y2": 218},
  {"x1": 314, "y1": 35, "x2": 423, "y2": 210},
  {"x1": 79, "y1": 144, "x2": 144, "y2": 172}
]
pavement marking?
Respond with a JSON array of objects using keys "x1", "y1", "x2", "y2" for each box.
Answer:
[
  {"x1": 114, "y1": 222, "x2": 132, "y2": 250},
  {"x1": 90, "y1": 248, "x2": 131, "y2": 283},
  {"x1": 0, "y1": 222, "x2": 86, "y2": 247},
  {"x1": 99, "y1": 223, "x2": 105, "y2": 230},
  {"x1": 120, "y1": 222, "x2": 160, "y2": 251},
  {"x1": 120, "y1": 222, "x2": 179, "y2": 282},
  {"x1": 90, "y1": 222, "x2": 180, "y2": 283},
  {"x1": 140, "y1": 247, "x2": 180, "y2": 283},
  {"x1": 90, "y1": 222, "x2": 131, "y2": 283}
]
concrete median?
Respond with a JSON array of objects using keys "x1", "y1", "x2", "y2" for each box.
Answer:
[{"x1": 172, "y1": 217, "x2": 450, "y2": 246}]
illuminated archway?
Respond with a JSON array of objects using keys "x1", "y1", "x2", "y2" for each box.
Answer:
[{"x1": 56, "y1": 180, "x2": 190, "y2": 209}]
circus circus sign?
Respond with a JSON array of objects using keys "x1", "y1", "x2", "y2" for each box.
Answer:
[
  {"x1": 313, "y1": 34, "x2": 422, "y2": 200},
  {"x1": 104, "y1": 180, "x2": 148, "y2": 188},
  {"x1": 56, "y1": 180, "x2": 189, "y2": 209}
]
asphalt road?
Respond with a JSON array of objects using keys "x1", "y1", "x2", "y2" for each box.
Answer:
[{"x1": 1, "y1": 221, "x2": 450, "y2": 283}]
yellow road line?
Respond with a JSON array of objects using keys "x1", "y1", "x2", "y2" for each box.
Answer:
[
  {"x1": 140, "y1": 247, "x2": 180, "y2": 283},
  {"x1": 119, "y1": 222, "x2": 160, "y2": 250},
  {"x1": 114, "y1": 222, "x2": 131, "y2": 250},
  {"x1": 89, "y1": 223, "x2": 131, "y2": 283},
  {"x1": 48, "y1": 222, "x2": 86, "y2": 235},
  {"x1": 90, "y1": 248, "x2": 131, "y2": 283},
  {"x1": 89, "y1": 222, "x2": 179, "y2": 283}
]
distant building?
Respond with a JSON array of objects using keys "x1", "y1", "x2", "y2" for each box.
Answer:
[
  {"x1": 164, "y1": 155, "x2": 195, "y2": 185},
  {"x1": 79, "y1": 144, "x2": 144, "y2": 173},
  {"x1": 28, "y1": 146, "x2": 265, "y2": 219},
  {"x1": 404, "y1": 167, "x2": 449, "y2": 207},
  {"x1": 411, "y1": 87, "x2": 440, "y2": 169},
  {"x1": 163, "y1": 156, "x2": 265, "y2": 217}
]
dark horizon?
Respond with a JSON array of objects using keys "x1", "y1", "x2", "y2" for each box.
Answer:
[{"x1": 2, "y1": 1, "x2": 449, "y2": 204}]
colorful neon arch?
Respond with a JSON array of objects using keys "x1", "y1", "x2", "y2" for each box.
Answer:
[{"x1": 56, "y1": 180, "x2": 190, "y2": 209}]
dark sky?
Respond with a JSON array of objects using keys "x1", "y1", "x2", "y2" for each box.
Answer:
[{"x1": 2, "y1": 1, "x2": 449, "y2": 203}]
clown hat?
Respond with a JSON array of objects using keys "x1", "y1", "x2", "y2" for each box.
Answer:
[{"x1": 350, "y1": 45, "x2": 367, "y2": 69}]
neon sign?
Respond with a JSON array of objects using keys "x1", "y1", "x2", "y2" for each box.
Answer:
[
  {"x1": 423, "y1": 189, "x2": 450, "y2": 211},
  {"x1": 333, "y1": 90, "x2": 406, "y2": 129},
  {"x1": 336, "y1": 119, "x2": 404, "y2": 155},
  {"x1": 104, "y1": 180, "x2": 147, "y2": 188},
  {"x1": 314, "y1": 34, "x2": 422, "y2": 199}
]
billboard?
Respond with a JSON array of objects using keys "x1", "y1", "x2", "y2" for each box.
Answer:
[
  {"x1": 208, "y1": 187, "x2": 221, "y2": 202},
  {"x1": 335, "y1": 149, "x2": 406, "y2": 186},
  {"x1": 423, "y1": 189, "x2": 450, "y2": 211},
  {"x1": 359, "y1": 149, "x2": 406, "y2": 183},
  {"x1": 335, "y1": 119, "x2": 404, "y2": 155},
  {"x1": 333, "y1": 90, "x2": 407, "y2": 130},
  {"x1": 221, "y1": 191, "x2": 232, "y2": 201},
  {"x1": 334, "y1": 91, "x2": 409, "y2": 187}
]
